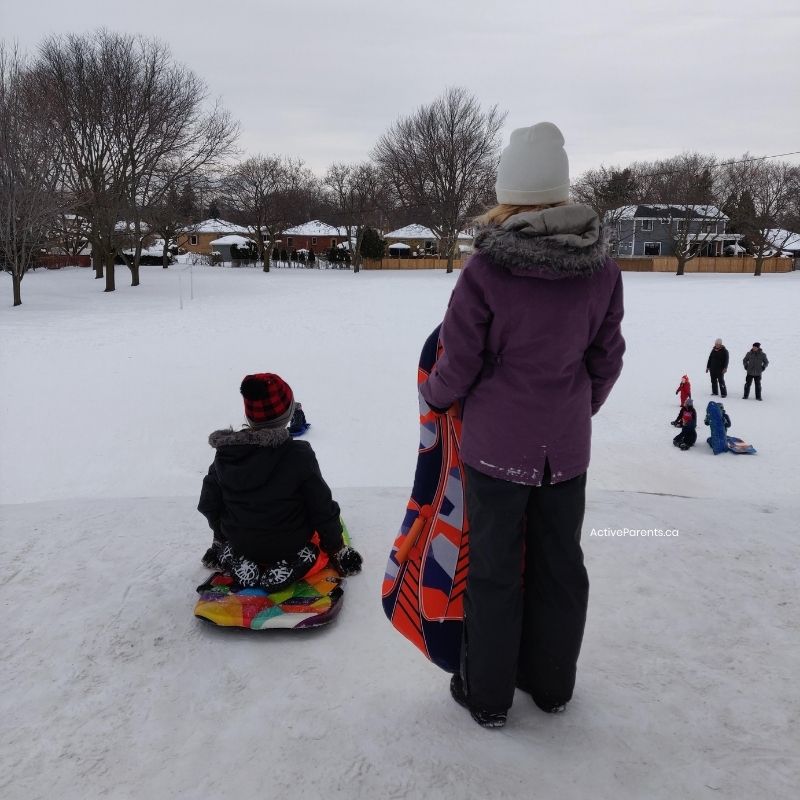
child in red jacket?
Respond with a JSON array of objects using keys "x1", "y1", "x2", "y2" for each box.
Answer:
[
  {"x1": 675, "y1": 375, "x2": 691, "y2": 405},
  {"x1": 671, "y1": 375, "x2": 692, "y2": 426}
]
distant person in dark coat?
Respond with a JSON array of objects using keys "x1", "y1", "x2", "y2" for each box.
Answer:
[
  {"x1": 706, "y1": 338, "x2": 729, "y2": 397},
  {"x1": 743, "y1": 342, "x2": 769, "y2": 400}
]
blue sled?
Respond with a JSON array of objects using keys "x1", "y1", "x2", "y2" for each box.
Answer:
[
  {"x1": 727, "y1": 436, "x2": 756, "y2": 455},
  {"x1": 289, "y1": 423, "x2": 311, "y2": 438}
]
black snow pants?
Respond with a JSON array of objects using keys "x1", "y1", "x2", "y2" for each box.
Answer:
[
  {"x1": 744, "y1": 375, "x2": 762, "y2": 399},
  {"x1": 462, "y1": 463, "x2": 589, "y2": 714},
  {"x1": 709, "y1": 371, "x2": 727, "y2": 397}
]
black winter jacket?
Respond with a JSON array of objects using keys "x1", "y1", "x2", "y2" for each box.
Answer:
[
  {"x1": 198, "y1": 426, "x2": 343, "y2": 563},
  {"x1": 706, "y1": 346, "x2": 729, "y2": 373}
]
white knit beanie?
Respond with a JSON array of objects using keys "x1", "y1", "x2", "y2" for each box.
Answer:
[{"x1": 495, "y1": 122, "x2": 570, "y2": 205}]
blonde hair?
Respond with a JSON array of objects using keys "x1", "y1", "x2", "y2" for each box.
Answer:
[{"x1": 476, "y1": 201, "x2": 569, "y2": 226}]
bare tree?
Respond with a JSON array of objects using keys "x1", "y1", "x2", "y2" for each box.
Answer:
[
  {"x1": 113, "y1": 36, "x2": 238, "y2": 285},
  {"x1": 222, "y1": 156, "x2": 314, "y2": 272},
  {"x1": 324, "y1": 162, "x2": 390, "y2": 272},
  {"x1": 30, "y1": 31, "x2": 237, "y2": 292},
  {"x1": 722, "y1": 157, "x2": 799, "y2": 276},
  {"x1": 571, "y1": 165, "x2": 643, "y2": 254},
  {"x1": 0, "y1": 45, "x2": 71, "y2": 306},
  {"x1": 373, "y1": 87, "x2": 505, "y2": 272},
  {"x1": 145, "y1": 182, "x2": 186, "y2": 268},
  {"x1": 49, "y1": 212, "x2": 91, "y2": 263},
  {"x1": 640, "y1": 153, "x2": 728, "y2": 275}
]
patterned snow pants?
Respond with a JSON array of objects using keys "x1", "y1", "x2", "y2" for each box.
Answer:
[{"x1": 219, "y1": 541, "x2": 321, "y2": 591}]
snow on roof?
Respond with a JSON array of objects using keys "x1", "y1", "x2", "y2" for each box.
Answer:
[
  {"x1": 115, "y1": 220, "x2": 151, "y2": 233},
  {"x1": 764, "y1": 229, "x2": 800, "y2": 251},
  {"x1": 122, "y1": 239, "x2": 167, "y2": 257},
  {"x1": 184, "y1": 219, "x2": 250, "y2": 234},
  {"x1": 282, "y1": 220, "x2": 347, "y2": 237},
  {"x1": 209, "y1": 234, "x2": 254, "y2": 246},
  {"x1": 612, "y1": 205, "x2": 727, "y2": 220},
  {"x1": 385, "y1": 224, "x2": 472, "y2": 241},
  {"x1": 388, "y1": 242, "x2": 411, "y2": 249}
]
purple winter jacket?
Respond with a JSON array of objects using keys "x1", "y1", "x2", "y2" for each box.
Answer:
[{"x1": 419, "y1": 204, "x2": 625, "y2": 485}]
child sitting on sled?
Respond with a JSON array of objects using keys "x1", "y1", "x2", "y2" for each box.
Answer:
[
  {"x1": 198, "y1": 373, "x2": 362, "y2": 589},
  {"x1": 672, "y1": 397, "x2": 697, "y2": 450}
]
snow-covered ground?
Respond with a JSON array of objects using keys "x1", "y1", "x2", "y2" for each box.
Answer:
[{"x1": 1, "y1": 265, "x2": 799, "y2": 799}]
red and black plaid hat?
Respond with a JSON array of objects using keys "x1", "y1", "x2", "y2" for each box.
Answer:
[{"x1": 240, "y1": 373, "x2": 294, "y2": 428}]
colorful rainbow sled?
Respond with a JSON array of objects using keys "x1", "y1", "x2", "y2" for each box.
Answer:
[
  {"x1": 194, "y1": 526, "x2": 350, "y2": 630},
  {"x1": 381, "y1": 325, "x2": 469, "y2": 673}
]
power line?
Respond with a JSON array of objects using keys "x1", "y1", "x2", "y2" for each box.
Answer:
[
  {"x1": 583, "y1": 150, "x2": 800, "y2": 183},
  {"x1": 716, "y1": 150, "x2": 800, "y2": 167}
]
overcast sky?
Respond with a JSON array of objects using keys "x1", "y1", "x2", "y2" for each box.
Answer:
[{"x1": 2, "y1": 0, "x2": 798, "y2": 178}]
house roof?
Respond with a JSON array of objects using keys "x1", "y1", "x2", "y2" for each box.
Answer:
[
  {"x1": 282, "y1": 220, "x2": 347, "y2": 237},
  {"x1": 184, "y1": 218, "x2": 250, "y2": 234},
  {"x1": 612, "y1": 205, "x2": 727, "y2": 220},
  {"x1": 209, "y1": 234, "x2": 255, "y2": 246},
  {"x1": 385, "y1": 224, "x2": 472, "y2": 241},
  {"x1": 764, "y1": 228, "x2": 800, "y2": 251}
]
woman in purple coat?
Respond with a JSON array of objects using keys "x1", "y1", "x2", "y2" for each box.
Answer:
[{"x1": 420, "y1": 122, "x2": 625, "y2": 728}]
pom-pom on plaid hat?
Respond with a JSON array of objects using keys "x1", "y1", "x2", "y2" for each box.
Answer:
[{"x1": 240, "y1": 373, "x2": 294, "y2": 429}]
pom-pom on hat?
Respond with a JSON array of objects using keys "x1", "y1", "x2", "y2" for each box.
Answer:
[
  {"x1": 240, "y1": 373, "x2": 294, "y2": 429},
  {"x1": 495, "y1": 122, "x2": 570, "y2": 205}
]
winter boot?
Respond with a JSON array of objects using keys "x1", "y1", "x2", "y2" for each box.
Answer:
[
  {"x1": 450, "y1": 675, "x2": 507, "y2": 729},
  {"x1": 533, "y1": 699, "x2": 567, "y2": 714}
]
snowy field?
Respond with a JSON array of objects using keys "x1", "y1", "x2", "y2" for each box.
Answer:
[{"x1": 1, "y1": 265, "x2": 799, "y2": 799}]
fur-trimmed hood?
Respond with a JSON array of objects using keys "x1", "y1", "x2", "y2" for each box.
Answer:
[
  {"x1": 474, "y1": 203, "x2": 608, "y2": 279},
  {"x1": 208, "y1": 425, "x2": 290, "y2": 449}
]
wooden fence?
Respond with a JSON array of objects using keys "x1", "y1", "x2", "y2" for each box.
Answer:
[
  {"x1": 361, "y1": 257, "x2": 464, "y2": 270},
  {"x1": 34, "y1": 255, "x2": 92, "y2": 269},
  {"x1": 363, "y1": 255, "x2": 795, "y2": 273},
  {"x1": 617, "y1": 256, "x2": 794, "y2": 273}
]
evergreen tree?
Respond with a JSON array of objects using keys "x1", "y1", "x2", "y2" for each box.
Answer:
[
  {"x1": 179, "y1": 180, "x2": 198, "y2": 221},
  {"x1": 359, "y1": 227, "x2": 386, "y2": 260},
  {"x1": 206, "y1": 199, "x2": 221, "y2": 219}
]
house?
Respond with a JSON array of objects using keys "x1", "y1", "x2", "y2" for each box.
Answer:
[
  {"x1": 114, "y1": 220, "x2": 157, "y2": 250},
  {"x1": 763, "y1": 228, "x2": 800, "y2": 257},
  {"x1": 177, "y1": 219, "x2": 250, "y2": 254},
  {"x1": 280, "y1": 220, "x2": 348, "y2": 253},
  {"x1": 608, "y1": 205, "x2": 742, "y2": 257},
  {"x1": 384, "y1": 224, "x2": 473, "y2": 256},
  {"x1": 209, "y1": 234, "x2": 257, "y2": 262}
]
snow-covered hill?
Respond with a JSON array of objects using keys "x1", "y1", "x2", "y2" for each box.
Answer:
[{"x1": 1, "y1": 266, "x2": 798, "y2": 799}]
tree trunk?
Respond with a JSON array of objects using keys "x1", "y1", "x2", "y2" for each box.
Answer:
[
  {"x1": 162, "y1": 241, "x2": 170, "y2": 268},
  {"x1": 104, "y1": 252, "x2": 116, "y2": 292},
  {"x1": 12, "y1": 271, "x2": 22, "y2": 306},
  {"x1": 93, "y1": 249, "x2": 104, "y2": 279},
  {"x1": 129, "y1": 260, "x2": 140, "y2": 286},
  {"x1": 754, "y1": 254, "x2": 764, "y2": 276},
  {"x1": 675, "y1": 256, "x2": 687, "y2": 276}
]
